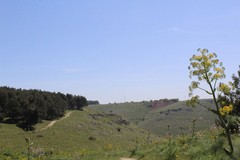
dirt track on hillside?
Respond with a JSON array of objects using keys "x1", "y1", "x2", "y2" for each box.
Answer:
[{"x1": 40, "y1": 111, "x2": 72, "y2": 131}]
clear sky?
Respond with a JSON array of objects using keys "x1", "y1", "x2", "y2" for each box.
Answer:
[{"x1": 0, "y1": 1, "x2": 240, "y2": 104}]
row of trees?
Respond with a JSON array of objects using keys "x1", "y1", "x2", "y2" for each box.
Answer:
[
  {"x1": 87, "y1": 100, "x2": 100, "y2": 105},
  {"x1": 0, "y1": 87, "x2": 88, "y2": 130}
]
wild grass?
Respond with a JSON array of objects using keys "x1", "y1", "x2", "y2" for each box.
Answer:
[
  {"x1": 1, "y1": 101, "x2": 240, "y2": 159},
  {"x1": 0, "y1": 108, "x2": 158, "y2": 160},
  {"x1": 90, "y1": 100, "x2": 217, "y2": 135}
]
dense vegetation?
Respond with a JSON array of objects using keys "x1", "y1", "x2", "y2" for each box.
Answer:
[
  {"x1": 0, "y1": 86, "x2": 87, "y2": 130},
  {"x1": 87, "y1": 100, "x2": 100, "y2": 105}
]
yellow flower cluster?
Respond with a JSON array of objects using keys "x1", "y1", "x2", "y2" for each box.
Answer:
[
  {"x1": 219, "y1": 105, "x2": 233, "y2": 116},
  {"x1": 191, "y1": 62, "x2": 198, "y2": 68},
  {"x1": 200, "y1": 60, "x2": 211, "y2": 68},
  {"x1": 219, "y1": 83, "x2": 231, "y2": 94},
  {"x1": 192, "y1": 55, "x2": 202, "y2": 61},
  {"x1": 214, "y1": 67, "x2": 223, "y2": 72},
  {"x1": 208, "y1": 53, "x2": 214, "y2": 59},
  {"x1": 213, "y1": 73, "x2": 221, "y2": 79}
]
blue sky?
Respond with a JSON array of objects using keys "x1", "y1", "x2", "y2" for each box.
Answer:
[{"x1": 0, "y1": 1, "x2": 240, "y2": 104}]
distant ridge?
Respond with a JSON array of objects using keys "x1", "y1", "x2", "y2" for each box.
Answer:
[{"x1": 149, "y1": 98, "x2": 179, "y2": 109}]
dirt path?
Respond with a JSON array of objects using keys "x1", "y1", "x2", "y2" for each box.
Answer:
[{"x1": 40, "y1": 111, "x2": 73, "y2": 131}]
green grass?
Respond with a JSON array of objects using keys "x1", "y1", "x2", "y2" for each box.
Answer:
[
  {"x1": 1, "y1": 100, "x2": 240, "y2": 160},
  {"x1": 89, "y1": 99, "x2": 217, "y2": 135},
  {"x1": 0, "y1": 108, "x2": 159, "y2": 159},
  {"x1": 140, "y1": 100, "x2": 217, "y2": 135},
  {"x1": 88, "y1": 102, "x2": 151, "y2": 124}
]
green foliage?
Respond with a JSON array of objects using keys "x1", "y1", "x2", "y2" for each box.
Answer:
[
  {"x1": 218, "y1": 66, "x2": 240, "y2": 133},
  {"x1": 187, "y1": 48, "x2": 239, "y2": 158},
  {"x1": 87, "y1": 100, "x2": 100, "y2": 105},
  {"x1": 162, "y1": 139, "x2": 177, "y2": 160},
  {"x1": 0, "y1": 86, "x2": 88, "y2": 130},
  {"x1": 74, "y1": 96, "x2": 88, "y2": 110}
]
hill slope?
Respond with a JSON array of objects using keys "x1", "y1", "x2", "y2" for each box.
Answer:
[
  {"x1": 2, "y1": 101, "x2": 240, "y2": 160},
  {"x1": 89, "y1": 99, "x2": 217, "y2": 135},
  {"x1": 0, "y1": 109, "x2": 159, "y2": 159}
]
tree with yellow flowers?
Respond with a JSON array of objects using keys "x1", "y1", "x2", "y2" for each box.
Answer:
[{"x1": 187, "y1": 48, "x2": 235, "y2": 158}]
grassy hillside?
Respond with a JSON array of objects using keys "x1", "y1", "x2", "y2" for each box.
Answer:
[
  {"x1": 1, "y1": 103, "x2": 240, "y2": 160},
  {"x1": 89, "y1": 99, "x2": 217, "y2": 135},
  {"x1": 0, "y1": 109, "x2": 159, "y2": 160},
  {"x1": 89, "y1": 102, "x2": 151, "y2": 124},
  {"x1": 140, "y1": 100, "x2": 217, "y2": 135}
]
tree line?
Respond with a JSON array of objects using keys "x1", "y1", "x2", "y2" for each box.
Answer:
[
  {"x1": 0, "y1": 86, "x2": 88, "y2": 130},
  {"x1": 87, "y1": 100, "x2": 99, "y2": 105}
]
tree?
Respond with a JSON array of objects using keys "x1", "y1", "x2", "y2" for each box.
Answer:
[
  {"x1": 0, "y1": 89, "x2": 8, "y2": 120},
  {"x1": 6, "y1": 97, "x2": 22, "y2": 122},
  {"x1": 187, "y1": 48, "x2": 235, "y2": 158},
  {"x1": 231, "y1": 66, "x2": 240, "y2": 115},
  {"x1": 34, "y1": 94, "x2": 47, "y2": 121},
  {"x1": 19, "y1": 104, "x2": 39, "y2": 131},
  {"x1": 218, "y1": 66, "x2": 240, "y2": 133},
  {"x1": 66, "y1": 94, "x2": 76, "y2": 109},
  {"x1": 87, "y1": 100, "x2": 100, "y2": 105},
  {"x1": 0, "y1": 86, "x2": 88, "y2": 130},
  {"x1": 74, "y1": 96, "x2": 87, "y2": 110}
]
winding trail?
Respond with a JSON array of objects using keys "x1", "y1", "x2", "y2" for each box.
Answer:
[
  {"x1": 40, "y1": 112, "x2": 136, "y2": 160},
  {"x1": 40, "y1": 111, "x2": 73, "y2": 131}
]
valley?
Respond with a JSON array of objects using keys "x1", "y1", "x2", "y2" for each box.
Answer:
[{"x1": 1, "y1": 99, "x2": 232, "y2": 160}]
